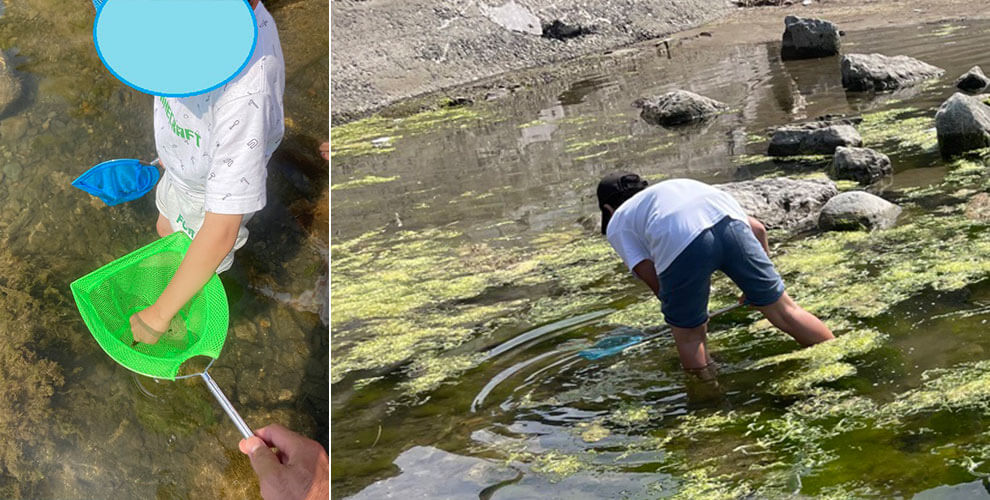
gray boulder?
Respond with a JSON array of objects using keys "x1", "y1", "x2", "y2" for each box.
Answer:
[
  {"x1": 934, "y1": 92, "x2": 990, "y2": 159},
  {"x1": 719, "y1": 177, "x2": 839, "y2": 232},
  {"x1": 0, "y1": 52, "x2": 21, "y2": 117},
  {"x1": 768, "y1": 122, "x2": 862, "y2": 156},
  {"x1": 781, "y1": 16, "x2": 841, "y2": 60},
  {"x1": 830, "y1": 146, "x2": 892, "y2": 185},
  {"x1": 956, "y1": 66, "x2": 990, "y2": 92},
  {"x1": 635, "y1": 90, "x2": 727, "y2": 127},
  {"x1": 840, "y1": 53, "x2": 944, "y2": 91},
  {"x1": 818, "y1": 191, "x2": 901, "y2": 231}
]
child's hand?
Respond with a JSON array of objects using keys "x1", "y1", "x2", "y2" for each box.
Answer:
[{"x1": 130, "y1": 308, "x2": 169, "y2": 345}]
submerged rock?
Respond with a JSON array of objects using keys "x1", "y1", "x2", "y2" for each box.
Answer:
[
  {"x1": 780, "y1": 16, "x2": 841, "y2": 60},
  {"x1": 768, "y1": 122, "x2": 862, "y2": 156},
  {"x1": 955, "y1": 66, "x2": 990, "y2": 92},
  {"x1": 935, "y1": 92, "x2": 990, "y2": 158},
  {"x1": 719, "y1": 177, "x2": 838, "y2": 232},
  {"x1": 840, "y1": 53, "x2": 944, "y2": 91},
  {"x1": 635, "y1": 90, "x2": 727, "y2": 127},
  {"x1": 0, "y1": 52, "x2": 22, "y2": 117},
  {"x1": 818, "y1": 191, "x2": 901, "y2": 231},
  {"x1": 830, "y1": 146, "x2": 891, "y2": 185}
]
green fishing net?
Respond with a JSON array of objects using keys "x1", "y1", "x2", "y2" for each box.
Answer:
[{"x1": 70, "y1": 232, "x2": 229, "y2": 380}]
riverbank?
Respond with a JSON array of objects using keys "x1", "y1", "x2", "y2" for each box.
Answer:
[{"x1": 331, "y1": 0, "x2": 990, "y2": 125}]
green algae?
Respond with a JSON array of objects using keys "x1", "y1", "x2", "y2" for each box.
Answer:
[
  {"x1": 573, "y1": 150, "x2": 609, "y2": 161},
  {"x1": 609, "y1": 403, "x2": 652, "y2": 427},
  {"x1": 330, "y1": 106, "x2": 487, "y2": 158},
  {"x1": 564, "y1": 135, "x2": 629, "y2": 153},
  {"x1": 750, "y1": 329, "x2": 886, "y2": 370},
  {"x1": 530, "y1": 452, "x2": 587, "y2": 482},
  {"x1": 577, "y1": 420, "x2": 611, "y2": 443},
  {"x1": 858, "y1": 107, "x2": 937, "y2": 152},
  {"x1": 667, "y1": 467, "x2": 754, "y2": 500},
  {"x1": 931, "y1": 24, "x2": 964, "y2": 37},
  {"x1": 880, "y1": 360, "x2": 990, "y2": 422},
  {"x1": 330, "y1": 175, "x2": 399, "y2": 191}
]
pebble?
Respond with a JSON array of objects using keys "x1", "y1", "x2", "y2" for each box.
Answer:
[{"x1": 3, "y1": 162, "x2": 22, "y2": 181}]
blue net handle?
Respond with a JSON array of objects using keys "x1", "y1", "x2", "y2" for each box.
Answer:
[{"x1": 92, "y1": 0, "x2": 106, "y2": 11}]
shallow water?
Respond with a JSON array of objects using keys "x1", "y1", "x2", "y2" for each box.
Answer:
[
  {"x1": 0, "y1": 1, "x2": 328, "y2": 498},
  {"x1": 332, "y1": 18, "x2": 990, "y2": 500}
]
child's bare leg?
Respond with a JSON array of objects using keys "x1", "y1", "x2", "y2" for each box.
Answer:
[
  {"x1": 671, "y1": 323, "x2": 713, "y2": 370},
  {"x1": 156, "y1": 214, "x2": 173, "y2": 238},
  {"x1": 755, "y1": 292, "x2": 834, "y2": 346}
]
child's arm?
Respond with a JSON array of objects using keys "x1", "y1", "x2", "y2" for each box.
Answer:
[
  {"x1": 133, "y1": 212, "x2": 242, "y2": 340},
  {"x1": 631, "y1": 259, "x2": 660, "y2": 297},
  {"x1": 748, "y1": 216, "x2": 771, "y2": 255}
]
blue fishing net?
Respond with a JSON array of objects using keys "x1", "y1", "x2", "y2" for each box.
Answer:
[{"x1": 72, "y1": 159, "x2": 160, "y2": 206}]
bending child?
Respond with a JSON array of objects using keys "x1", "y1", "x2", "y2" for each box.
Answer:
[{"x1": 596, "y1": 172, "x2": 834, "y2": 378}]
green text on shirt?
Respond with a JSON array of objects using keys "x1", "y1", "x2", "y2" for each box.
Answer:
[{"x1": 160, "y1": 96, "x2": 201, "y2": 148}]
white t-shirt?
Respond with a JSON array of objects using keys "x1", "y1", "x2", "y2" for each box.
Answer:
[
  {"x1": 153, "y1": 1, "x2": 285, "y2": 215},
  {"x1": 606, "y1": 178, "x2": 749, "y2": 274}
]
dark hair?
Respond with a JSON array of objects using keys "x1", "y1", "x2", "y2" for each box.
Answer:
[{"x1": 597, "y1": 172, "x2": 649, "y2": 234}]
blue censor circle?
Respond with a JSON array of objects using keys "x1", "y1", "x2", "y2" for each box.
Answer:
[{"x1": 94, "y1": 0, "x2": 258, "y2": 97}]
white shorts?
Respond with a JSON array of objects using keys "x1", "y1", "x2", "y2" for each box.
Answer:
[{"x1": 155, "y1": 172, "x2": 254, "y2": 273}]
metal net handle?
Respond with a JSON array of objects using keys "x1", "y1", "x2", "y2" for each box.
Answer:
[{"x1": 174, "y1": 357, "x2": 216, "y2": 379}]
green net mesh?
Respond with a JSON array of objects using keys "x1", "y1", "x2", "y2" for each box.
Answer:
[{"x1": 70, "y1": 232, "x2": 229, "y2": 380}]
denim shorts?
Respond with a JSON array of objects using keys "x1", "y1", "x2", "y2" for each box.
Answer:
[{"x1": 657, "y1": 216, "x2": 785, "y2": 328}]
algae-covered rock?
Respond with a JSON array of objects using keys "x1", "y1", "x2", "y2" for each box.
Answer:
[
  {"x1": 840, "y1": 53, "x2": 944, "y2": 91},
  {"x1": 719, "y1": 177, "x2": 838, "y2": 232},
  {"x1": 768, "y1": 122, "x2": 862, "y2": 156},
  {"x1": 780, "y1": 16, "x2": 841, "y2": 60},
  {"x1": 635, "y1": 90, "x2": 727, "y2": 127},
  {"x1": 818, "y1": 191, "x2": 901, "y2": 231},
  {"x1": 956, "y1": 66, "x2": 989, "y2": 92},
  {"x1": 830, "y1": 146, "x2": 892, "y2": 185},
  {"x1": 934, "y1": 93, "x2": 990, "y2": 159}
]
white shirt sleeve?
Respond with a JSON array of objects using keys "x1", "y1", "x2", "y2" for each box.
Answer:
[
  {"x1": 203, "y1": 94, "x2": 274, "y2": 215},
  {"x1": 607, "y1": 229, "x2": 652, "y2": 272}
]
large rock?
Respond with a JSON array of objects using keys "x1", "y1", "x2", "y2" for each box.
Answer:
[
  {"x1": 840, "y1": 53, "x2": 944, "y2": 91},
  {"x1": 780, "y1": 16, "x2": 841, "y2": 60},
  {"x1": 718, "y1": 177, "x2": 839, "y2": 232},
  {"x1": 768, "y1": 122, "x2": 862, "y2": 156},
  {"x1": 830, "y1": 146, "x2": 892, "y2": 185},
  {"x1": 635, "y1": 90, "x2": 727, "y2": 127},
  {"x1": 0, "y1": 52, "x2": 22, "y2": 117},
  {"x1": 818, "y1": 191, "x2": 901, "y2": 231},
  {"x1": 956, "y1": 66, "x2": 990, "y2": 92},
  {"x1": 934, "y1": 92, "x2": 990, "y2": 159}
]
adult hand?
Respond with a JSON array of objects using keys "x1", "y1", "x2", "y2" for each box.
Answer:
[{"x1": 239, "y1": 424, "x2": 329, "y2": 500}]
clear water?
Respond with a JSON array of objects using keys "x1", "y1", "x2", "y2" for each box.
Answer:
[
  {"x1": 0, "y1": 1, "x2": 328, "y2": 498},
  {"x1": 332, "y1": 19, "x2": 990, "y2": 499}
]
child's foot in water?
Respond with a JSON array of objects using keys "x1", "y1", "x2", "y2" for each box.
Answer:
[{"x1": 130, "y1": 310, "x2": 167, "y2": 345}]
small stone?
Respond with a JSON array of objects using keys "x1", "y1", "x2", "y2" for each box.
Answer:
[
  {"x1": 830, "y1": 146, "x2": 892, "y2": 185},
  {"x1": 955, "y1": 66, "x2": 990, "y2": 92},
  {"x1": 277, "y1": 389, "x2": 293, "y2": 402},
  {"x1": 768, "y1": 122, "x2": 862, "y2": 156},
  {"x1": 3, "y1": 162, "x2": 22, "y2": 181},
  {"x1": 965, "y1": 193, "x2": 990, "y2": 221},
  {"x1": 935, "y1": 92, "x2": 990, "y2": 159},
  {"x1": 781, "y1": 16, "x2": 840, "y2": 60},
  {"x1": 841, "y1": 53, "x2": 944, "y2": 91},
  {"x1": 635, "y1": 90, "x2": 727, "y2": 127},
  {"x1": 818, "y1": 191, "x2": 902, "y2": 231}
]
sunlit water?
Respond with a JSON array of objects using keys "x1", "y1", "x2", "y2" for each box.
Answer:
[
  {"x1": 0, "y1": 1, "x2": 328, "y2": 498},
  {"x1": 331, "y1": 19, "x2": 990, "y2": 499}
]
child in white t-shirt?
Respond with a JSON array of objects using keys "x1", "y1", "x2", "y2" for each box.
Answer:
[{"x1": 131, "y1": 0, "x2": 285, "y2": 344}]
